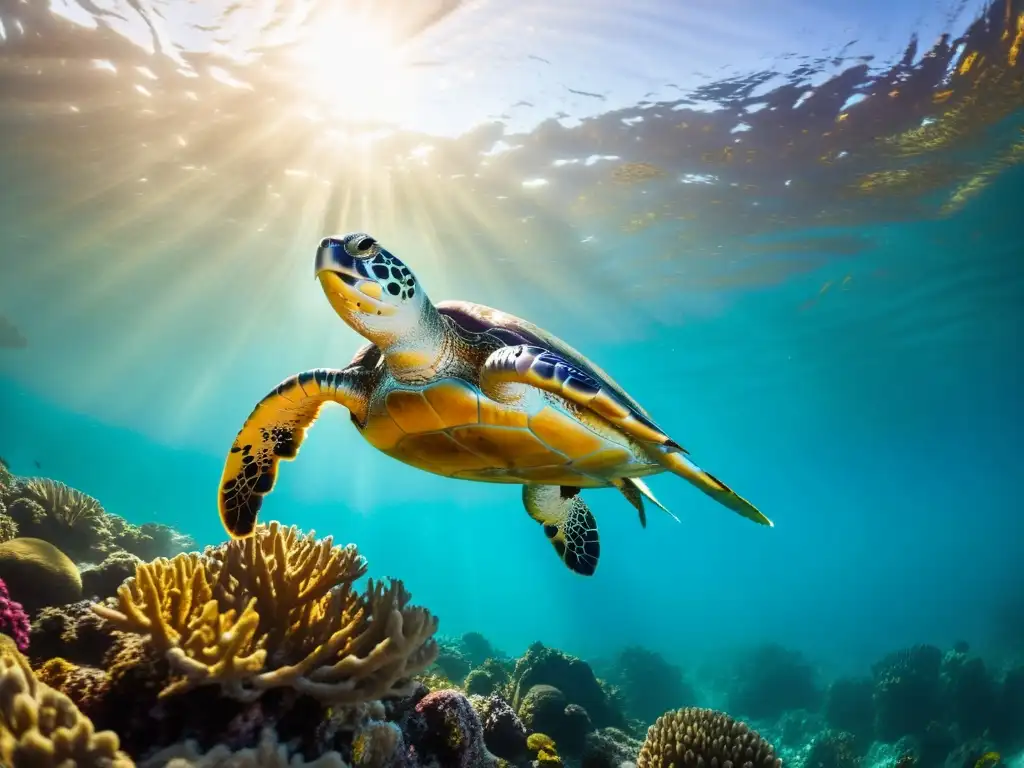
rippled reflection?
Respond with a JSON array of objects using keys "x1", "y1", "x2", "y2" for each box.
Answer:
[{"x1": 0, "y1": 0, "x2": 1021, "y2": 438}]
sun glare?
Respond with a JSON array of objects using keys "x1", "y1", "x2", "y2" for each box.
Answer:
[{"x1": 289, "y1": 12, "x2": 417, "y2": 125}]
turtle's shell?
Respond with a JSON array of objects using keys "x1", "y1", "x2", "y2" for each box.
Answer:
[{"x1": 353, "y1": 301, "x2": 662, "y2": 487}]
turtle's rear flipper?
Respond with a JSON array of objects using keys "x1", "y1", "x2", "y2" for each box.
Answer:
[
  {"x1": 614, "y1": 477, "x2": 680, "y2": 528},
  {"x1": 219, "y1": 368, "x2": 369, "y2": 538},
  {"x1": 658, "y1": 448, "x2": 773, "y2": 527},
  {"x1": 522, "y1": 485, "x2": 600, "y2": 576}
]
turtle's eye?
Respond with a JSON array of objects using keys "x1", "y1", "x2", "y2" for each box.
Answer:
[{"x1": 345, "y1": 235, "x2": 378, "y2": 259}]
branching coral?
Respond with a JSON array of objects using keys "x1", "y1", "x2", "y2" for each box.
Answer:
[
  {"x1": 0, "y1": 634, "x2": 133, "y2": 766},
  {"x1": 636, "y1": 707, "x2": 781, "y2": 768},
  {"x1": 92, "y1": 521, "x2": 439, "y2": 704}
]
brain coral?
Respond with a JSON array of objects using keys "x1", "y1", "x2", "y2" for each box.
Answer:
[
  {"x1": 636, "y1": 707, "x2": 782, "y2": 768},
  {"x1": 0, "y1": 536, "x2": 83, "y2": 613},
  {"x1": 92, "y1": 520, "x2": 439, "y2": 704}
]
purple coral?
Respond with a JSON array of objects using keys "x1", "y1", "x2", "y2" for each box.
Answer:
[
  {"x1": 0, "y1": 576, "x2": 30, "y2": 651},
  {"x1": 412, "y1": 689, "x2": 495, "y2": 767}
]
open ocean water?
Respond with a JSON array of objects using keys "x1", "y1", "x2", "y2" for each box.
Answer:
[{"x1": 0, "y1": 1, "x2": 1022, "y2": 766}]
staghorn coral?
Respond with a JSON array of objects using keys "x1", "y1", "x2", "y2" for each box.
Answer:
[
  {"x1": 0, "y1": 633, "x2": 133, "y2": 766},
  {"x1": 139, "y1": 726, "x2": 348, "y2": 767},
  {"x1": 0, "y1": 576, "x2": 29, "y2": 652},
  {"x1": 92, "y1": 521, "x2": 439, "y2": 704},
  {"x1": 636, "y1": 707, "x2": 781, "y2": 768}
]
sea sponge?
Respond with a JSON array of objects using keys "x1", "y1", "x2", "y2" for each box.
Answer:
[
  {"x1": 0, "y1": 633, "x2": 133, "y2": 766},
  {"x1": 92, "y1": 521, "x2": 439, "y2": 704},
  {"x1": 0, "y1": 537, "x2": 83, "y2": 613},
  {"x1": 635, "y1": 707, "x2": 781, "y2": 768},
  {"x1": 0, "y1": 576, "x2": 29, "y2": 651}
]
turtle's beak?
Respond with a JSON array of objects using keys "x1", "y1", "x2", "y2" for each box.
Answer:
[{"x1": 314, "y1": 239, "x2": 395, "y2": 317}]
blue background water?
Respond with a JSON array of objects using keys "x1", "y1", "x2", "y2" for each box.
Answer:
[{"x1": 0, "y1": 0, "x2": 1022, "y2": 687}]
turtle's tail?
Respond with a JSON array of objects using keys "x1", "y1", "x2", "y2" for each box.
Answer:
[{"x1": 657, "y1": 448, "x2": 772, "y2": 527}]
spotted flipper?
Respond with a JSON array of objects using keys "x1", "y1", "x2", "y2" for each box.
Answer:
[
  {"x1": 614, "y1": 477, "x2": 681, "y2": 528},
  {"x1": 480, "y1": 345, "x2": 682, "y2": 450},
  {"x1": 522, "y1": 485, "x2": 600, "y2": 576},
  {"x1": 218, "y1": 368, "x2": 370, "y2": 538},
  {"x1": 658, "y1": 449, "x2": 772, "y2": 526}
]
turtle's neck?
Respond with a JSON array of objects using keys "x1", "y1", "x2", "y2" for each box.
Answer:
[{"x1": 382, "y1": 299, "x2": 452, "y2": 384}]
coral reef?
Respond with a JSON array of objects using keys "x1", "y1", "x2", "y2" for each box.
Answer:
[
  {"x1": 461, "y1": 632, "x2": 499, "y2": 667},
  {"x1": 872, "y1": 644, "x2": 943, "y2": 741},
  {"x1": 1, "y1": 471, "x2": 195, "y2": 568},
  {"x1": 0, "y1": 633, "x2": 133, "y2": 766},
  {"x1": 611, "y1": 646, "x2": 696, "y2": 726},
  {"x1": 635, "y1": 707, "x2": 781, "y2": 768},
  {"x1": 471, "y1": 693, "x2": 527, "y2": 762},
  {"x1": 92, "y1": 521, "x2": 439, "y2": 703},
  {"x1": 805, "y1": 729, "x2": 862, "y2": 768},
  {"x1": 465, "y1": 658, "x2": 512, "y2": 697},
  {"x1": 510, "y1": 642, "x2": 624, "y2": 731},
  {"x1": 727, "y1": 642, "x2": 821, "y2": 721},
  {"x1": 82, "y1": 549, "x2": 144, "y2": 600},
  {"x1": 407, "y1": 688, "x2": 496, "y2": 767},
  {"x1": 0, "y1": 576, "x2": 29, "y2": 652},
  {"x1": 0, "y1": 536, "x2": 83, "y2": 613},
  {"x1": 824, "y1": 677, "x2": 875, "y2": 745},
  {"x1": 580, "y1": 727, "x2": 642, "y2": 768},
  {"x1": 141, "y1": 727, "x2": 348, "y2": 767}
]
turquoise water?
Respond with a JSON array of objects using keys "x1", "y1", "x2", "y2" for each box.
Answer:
[{"x1": 1, "y1": 0, "x2": 1022, "y2": 686}]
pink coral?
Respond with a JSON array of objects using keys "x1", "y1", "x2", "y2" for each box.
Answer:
[{"x1": 0, "y1": 576, "x2": 30, "y2": 651}]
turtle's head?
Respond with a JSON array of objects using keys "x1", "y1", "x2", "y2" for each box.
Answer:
[{"x1": 315, "y1": 232, "x2": 429, "y2": 346}]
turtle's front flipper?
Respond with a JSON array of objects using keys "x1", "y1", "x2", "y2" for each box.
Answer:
[
  {"x1": 219, "y1": 368, "x2": 370, "y2": 538},
  {"x1": 522, "y1": 485, "x2": 600, "y2": 576},
  {"x1": 480, "y1": 345, "x2": 681, "y2": 449}
]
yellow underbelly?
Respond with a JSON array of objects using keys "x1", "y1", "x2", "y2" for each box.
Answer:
[{"x1": 356, "y1": 378, "x2": 658, "y2": 485}]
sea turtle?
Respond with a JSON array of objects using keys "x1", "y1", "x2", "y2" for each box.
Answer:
[{"x1": 217, "y1": 232, "x2": 772, "y2": 575}]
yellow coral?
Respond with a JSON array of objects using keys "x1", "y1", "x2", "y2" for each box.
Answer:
[
  {"x1": 0, "y1": 635, "x2": 134, "y2": 767},
  {"x1": 92, "y1": 521, "x2": 439, "y2": 704},
  {"x1": 636, "y1": 707, "x2": 780, "y2": 768},
  {"x1": 527, "y1": 732, "x2": 557, "y2": 753}
]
